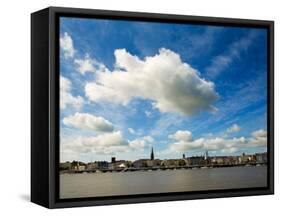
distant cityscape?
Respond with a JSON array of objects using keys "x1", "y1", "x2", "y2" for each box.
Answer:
[{"x1": 60, "y1": 148, "x2": 267, "y2": 173}]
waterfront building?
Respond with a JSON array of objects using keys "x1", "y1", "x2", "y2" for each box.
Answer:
[
  {"x1": 108, "y1": 162, "x2": 114, "y2": 170},
  {"x1": 223, "y1": 156, "x2": 232, "y2": 165},
  {"x1": 239, "y1": 153, "x2": 255, "y2": 164},
  {"x1": 160, "y1": 159, "x2": 184, "y2": 167},
  {"x1": 255, "y1": 152, "x2": 267, "y2": 163},
  {"x1": 70, "y1": 161, "x2": 87, "y2": 171},
  {"x1": 147, "y1": 159, "x2": 161, "y2": 167},
  {"x1": 211, "y1": 156, "x2": 228, "y2": 165},
  {"x1": 77, "y1": 164, "x2": 86, "y2": 171},
  {"x1": 227, "y1": 156, "x2": 240, "y2": 165},
  {"x1": 133, "y1": 159, "x2": 149, "y2": 168},
  {"x1": 118, "y1": 163, "x2": 127, "y2": 168},
  {"x1": 111, "y1": 157, "x2": 116, "y2": 163},
  {"x1": 161, "y1": 159, "x2": 174, "y2": 167},
  {"x1": 71, "y1": 161, "x2": 86, "y2": 171},
  {"x1": 96, "y1": 161, "x2": 109, "y2": 169},
  {"x1": 187, "y1": 156, "x2": 204, "y2": 166},
  {"x1": 108, "y1": 158, "x2": 130, "y2": 169},
  {"x1": 113, "y1": 160, "x2": 128, "y2": 169},
  {"x1": 86, "y1": 162, "x2": 99, "y2": 170}
]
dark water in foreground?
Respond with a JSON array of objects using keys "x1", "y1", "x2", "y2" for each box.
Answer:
[{"x1": 60, "y1": 166, "x2": 267, "y2": 199}]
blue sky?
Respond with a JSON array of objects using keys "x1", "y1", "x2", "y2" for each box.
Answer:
[{"x1": 59, "y1": 17, "x2": 267, "y2": 162}]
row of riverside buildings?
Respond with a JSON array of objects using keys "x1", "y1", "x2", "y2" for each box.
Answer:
[{"x1": 60, "y1": 148, "x2": 267, "y2": 172}]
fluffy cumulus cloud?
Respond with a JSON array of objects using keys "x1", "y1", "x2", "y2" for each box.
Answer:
[
  {"x1": 61, "y1": 131, "x2": 129, "y2": 155},
  {"x1": 63, "y1": 112, "x2": 114, "y2": 132},
  {"x1": 85, "y1": 48, "x2": 219, "y2": 116},
  {"x1": 74, "y1": 54, "x2": 109, "y2": 74},
  {"x1": 226, "y1": 124, "x2": 241, "y2": 133},
  {"x1": 252, "y1": 129, "x2": 267, "y2": 138},
  {"x1": 61, "y1": 131, "x2": 153, "y2": 156},
  {"x1": 60, "y1": 76, "x2": 84, "y2": 110},
  {"x1": 165, "y1": 128, "x2": 267, "y2": 155},
  {"x1": 60, "y1": 32, "x2": 75, "y2": 59},
  {"x1": 249, "y1": 129, "x2": 267, "y2": 146},
  {"x1": 129, "y1": 136, "x2": 154, "y2": 150},
  {"x1": 168, "y1": 130, "x2": 193, "y2": 141}
]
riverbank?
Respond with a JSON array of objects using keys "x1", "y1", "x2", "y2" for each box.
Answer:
[{"x1": 60, "y1": 162, "x2": 267, "y2": 174}]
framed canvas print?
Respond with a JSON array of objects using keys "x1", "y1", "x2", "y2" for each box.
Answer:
[{"x1": 31, "y1": 6, "x2": 274, "y2": 208}]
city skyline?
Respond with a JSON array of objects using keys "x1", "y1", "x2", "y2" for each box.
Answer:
[
  {"x1": 60, "y1": 146, "x2": 267, "y2": 164},
  {"x1": 59, "y1": 17, "x2": 268, "y2": 162}
]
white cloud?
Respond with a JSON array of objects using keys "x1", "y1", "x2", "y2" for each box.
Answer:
[
  {"x1": 74, "y1": 54, "x2": 109, "y2": 74},
  {"x1": 63, "y1": 112, "x2": 114, "y2": 132},
  {"x1": 226, "y1": 124, "x2": 241, "y2": 133},
  {"x1": 60, "y1": 76, "x2": 84, "y2": 110},
  {"x1": 129, "y1": 139, "x2": 147, "y2": 150},
  {"x1": 129, "y1": 136, "x2": 154, "y2": 150},
  {"x1": 249, "y1": 129, "x2": 267, "y2": 146},
  {"x1": 165, "y1": 128, "x2": 267, "y2": 155},
  {"x1": 167, "y1": 135, "x2": 246, "y2": 154},
  {"x1": 60, "y1": 32, "x2": 75, "y2": 59},
  {"x1": 168, "y1": 130, "x2": 193, "y2": 141},
  {"x1": 252, "y1": 129, "x2": 267, "y2": 138},
  {"x1": 168, "y1": 138, "x2": 205, "y2": 152},
  {"x1": 85, "y1": 48, "x2": 219, "y2": 116},
  {"x1": 61, "y1": 131, "x2": 153, "y2": 157},
  {"x1": 61, "y1": 131, "x2": 129, "y2": 155},
  {"x1": 74, "y1": 54, "x2": 95, "y2": 74}
]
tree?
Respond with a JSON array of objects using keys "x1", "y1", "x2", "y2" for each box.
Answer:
[{"x1": 178, "y1": 159, "x2": 186, "y2": 166}]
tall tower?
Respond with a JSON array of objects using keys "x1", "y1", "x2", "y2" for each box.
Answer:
[
  {"x1": 204, "y1": 150, "x2": 209, "y2": 160},
  {"x1": 150, "y1": 147, "x2": 154, "y2": 160}
]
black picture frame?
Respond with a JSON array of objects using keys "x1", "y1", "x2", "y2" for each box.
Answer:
[{"x1": 31, "y1": 6, "x2": 274, "y2": 209}]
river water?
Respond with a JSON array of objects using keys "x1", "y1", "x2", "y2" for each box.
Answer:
[{"x1": 60, "y1": 166, "x2": 267, "y2": 199}]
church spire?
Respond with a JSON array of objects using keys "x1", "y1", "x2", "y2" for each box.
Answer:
[{"x1": 150, "y1": 147, "x2": 154, "y2": 160}]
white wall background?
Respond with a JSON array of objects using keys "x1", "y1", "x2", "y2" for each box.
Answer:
[{"x1": 0, "y1": 0, "x2": 279, "y2": 215}]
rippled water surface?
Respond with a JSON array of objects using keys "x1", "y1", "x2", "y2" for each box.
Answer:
[{"x1": 60, "y1": 166, "x2": 267, "y2": 199}]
